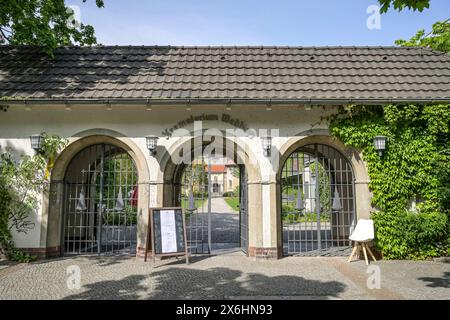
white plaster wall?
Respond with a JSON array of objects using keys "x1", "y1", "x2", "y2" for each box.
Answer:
[
  {"x1": 0, "y1": 138, "x2": 42, "y2": 248},
  {"x1": 0, "y1": 103, "x2": 334, "y2": 248}
]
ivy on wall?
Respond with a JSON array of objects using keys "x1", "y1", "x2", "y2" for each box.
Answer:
[
  {"x1": 0, "y1": 133, "x2": 67, "y2": 262},
  {"x1": 329, "y1": 104, "x2": 449, "y2": 259}
]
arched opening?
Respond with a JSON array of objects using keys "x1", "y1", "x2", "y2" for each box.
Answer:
[
  {"x1": 162, "y1": 135, "x2": 254, "y2": 255},
  {"x1": 62, "y1": 143, "x2": 139, "y2": 254},
  {"x1": 280, "y1": 143, "x2": 356, "y2": 256}
]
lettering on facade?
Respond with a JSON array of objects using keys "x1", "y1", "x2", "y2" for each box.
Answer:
[{"x1": 162, "y1": 113, "x2": 248, "y2": 137}]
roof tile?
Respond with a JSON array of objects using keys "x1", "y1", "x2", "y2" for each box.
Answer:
[{"x1": 0, "y1": 45, "x2": 449, "y2": 101}]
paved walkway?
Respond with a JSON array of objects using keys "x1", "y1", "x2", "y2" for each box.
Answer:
[
  {"x1": 199, "y1": 197, "x2": 238, "y2": 213},
  {"x1": 0, "y1": 254, "x2": 448, "y2": 300},
  {"x1": 195, "y1": 197, "x2": 240, "y2": 246}
]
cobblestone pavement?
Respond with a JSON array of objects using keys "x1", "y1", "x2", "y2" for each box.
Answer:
[{"x1": 0, "y1": 253, "x2": 448, "y2": 300}]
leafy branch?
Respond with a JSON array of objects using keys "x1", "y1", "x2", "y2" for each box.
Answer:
[{"x1": 0, "y1": 0, "x2": 104, "y2": 57}]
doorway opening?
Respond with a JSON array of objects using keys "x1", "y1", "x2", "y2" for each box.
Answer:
[
  {"x1": 280, "y1": 143, "x2": 356, "y2": 256},
  {"x1": 62, "y1": 143, "x2": 138, "y2": 255},
  {"x1": 174, "y1": 152, "x2": 248, "y2": 255}
]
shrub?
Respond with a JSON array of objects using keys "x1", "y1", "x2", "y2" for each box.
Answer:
[
  {"x1": 372, "y1": 209, "x2": 448, "y2": 260},
  {"x1": 193, "y1": 191, "x2": 208, "y2": 198},
  {"x1": 103, "y1": 209, "x2": 137, "y2": 226},
  {"x1": 222, "y1": 191, "x2": 234, "y2": 197},
  {"x1": 329, "y1": 104, "x2": 450, "y2": 259}
]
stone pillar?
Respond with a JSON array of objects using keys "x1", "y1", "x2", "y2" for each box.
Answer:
[
  {"x1": 247, "y1": 181, "x2": 281, "y2": 259},
  {"x1": 44, "y1": 181, "x2": 64, "y2": 257},
  {"x1": 355, "y1": 180, "x2": 372, "y2": 219}
]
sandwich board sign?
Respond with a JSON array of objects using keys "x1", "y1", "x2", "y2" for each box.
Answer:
[{"x1": 145, "y1": 207, "x2": 189, "y2": 265}]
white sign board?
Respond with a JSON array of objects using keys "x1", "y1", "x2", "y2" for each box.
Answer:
[{"x1": 159, "y1": 210, "x2": 177, "y2": 253}]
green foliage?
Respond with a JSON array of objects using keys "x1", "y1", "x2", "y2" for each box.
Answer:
[
  {"x1": 1, "y1": 241, "x2": 36, "y2": 262},
  {"x1": 395, "y1": 20, "x2": 450, "y2": 53},
  {"x1": 224, "y1": 196, "x2": 240, "y2": 212},
  {"x1": 103, "y1": 209, "x2": 137, "y2": 226},
  {"x1": 180, "y1": 197, "x2": 205, "y2": 211},
  {"x1": 0, "y1": 133, "x2": 67, "y2": 261},
  {"x1": 0, "y1": 0, "x2": 104, "y2": 56},
  {"x1": 329, "y1": 104, "x2": 450, "y2": 259},
  {"x1": 378, "y1": 0, "x2": 430, "y2": 13},
  {"x1": 282, "y1": 211, "x2": 330, "y2": 223},
  {"x1": 222, "y1": 191, "x2": 235, "y2": 197},
  {"x1": 233, "y1": 185, "x2": 240, "y2": 197},
  {"x1": 372, "y1": 210, "x2": 448, "y2": 259},
  {"x1": 41, "y1": 133, "x2": 68, "y2": 158},
  {"x1": 310, "y1": 162, "x2": 331, "y2": 215},
  {"x1": 281, "y1": 157, "x2": 331, "y2": 217}
]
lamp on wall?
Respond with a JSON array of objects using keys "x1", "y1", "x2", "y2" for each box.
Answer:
[
  {"x1": 373, "y1": 135, "x2": 387, "y2": 157},
  {"x1": 30, "y1": 134, "x2": 44, "y2": 153},
  {"x1": 261, "y1": 135, "x2": 272, "y2": 157},
  {"x1": 146, "y1": 135, "x2": 158, "y2": 156}
]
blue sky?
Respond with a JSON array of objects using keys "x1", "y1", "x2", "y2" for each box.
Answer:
[{"x1": 66, "y1": 0, "x2": 450, "y2": 46}]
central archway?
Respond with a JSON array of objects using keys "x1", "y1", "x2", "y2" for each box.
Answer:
[
  {"x1": 173, "y1": 153, "x2": 245, "y2": 254},
  {"x1": 160, "y1": 134, "x2": 260, "y2": 256}
]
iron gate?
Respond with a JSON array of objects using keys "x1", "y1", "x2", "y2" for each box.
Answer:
[
  {"x1": 239, "y1": 165, "x2": 248, "y2": 254},
  {"x1": 178, "y1": 156, "x2": 210, "y2": 254},
  {"x1": 62, "y1": 144, "x2": 138, "y2": 255},
  {"x1": 280, "y1": 143, "x2": 356, "y2": 256},
  {"x1": 176, "y1": 154, "x2": 248, "y2": 254}
]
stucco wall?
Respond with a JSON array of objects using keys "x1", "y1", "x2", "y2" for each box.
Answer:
[{"x1": 0, "y1": 103, "x2": 370, "y2": 255}]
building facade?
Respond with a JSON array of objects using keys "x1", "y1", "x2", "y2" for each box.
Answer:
[{"x1": 1, "y1": 46, "x2": 449, "y2": 259}]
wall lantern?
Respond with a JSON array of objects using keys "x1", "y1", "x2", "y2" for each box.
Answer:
[
  {"x1": 373, "y1": 135, "x2": 387, "y2": 157},
  {"x1": 30, "y1": 134, "x2": 44, "y2": 153},
  {"x1": 146, "y1": 135, "x2": 159, "y2": 156},
  {"x1": 261, "y1": 135, "x2": 272, "y2": 157}
]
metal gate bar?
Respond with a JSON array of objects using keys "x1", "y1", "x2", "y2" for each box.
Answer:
[
  {"x1": 177, "y1": 149, "x2": 248, "y2": 255},
  {"x1": 281, "y1": 143, "x2": 356, "y2": 256},
  {"x1": 63, "y1": 144, "x2": 138, "y2": 255},
  {"x1": 179, "y1": 157, "x2": 209, "y2": 254},
  {"x1": 239, "y1": 165, "x2": 248, "y2": 254}
]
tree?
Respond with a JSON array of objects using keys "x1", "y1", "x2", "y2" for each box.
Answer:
[
  {"x1": 378, "y1": 0, "x2": 430, "y2": 13},
  {"x1": 395, "y1": 19, "x2": 450, "y2": 53},
  {"x1": 0, "y1": 0, "x2": 104, "y2": 56}
]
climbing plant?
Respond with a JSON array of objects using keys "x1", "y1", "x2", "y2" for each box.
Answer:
[
  {"x1": 0, "y1": 133, "x2": 67, "y2": 261},
  {"x1": 328, "y1": 104, "x2": 449, "y2": 259}
]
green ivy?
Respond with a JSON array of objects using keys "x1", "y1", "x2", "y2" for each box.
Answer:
[{"x1": 329, "y1": 104, "x2": 450, "y2": 259}]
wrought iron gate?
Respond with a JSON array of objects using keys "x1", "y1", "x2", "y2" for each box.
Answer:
[
  {"x1": 62, "y1": 144, "x2": 138, "y2": 255},
  {"x1": 280, "y1": 143, "x2": 356, "y2": 256},
  {"x1": 176, "y1": 155, "x2": 248, "y2": 254},
  {"x1": 239, "y1": 165, "x2": 248, "y2": 254},
  {"x1": 178, "y1": 157, "x2": 210, "y2": 254}
]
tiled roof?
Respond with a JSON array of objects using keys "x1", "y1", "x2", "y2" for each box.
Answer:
[
  {"x1": 209, "y1": 165, "x2": 227, "y2": 173},
  {"x1": 0, "y1": 45, "x2": 449, "y2": 103}
]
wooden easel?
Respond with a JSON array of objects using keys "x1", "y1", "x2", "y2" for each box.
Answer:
[{"x1": 144, "y1": 207, "x2": 189, "y2": 265}]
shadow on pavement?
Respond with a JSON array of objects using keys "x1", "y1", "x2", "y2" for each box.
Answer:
[
  {"x1": 64, "y1": 266, "x2": 347, "y2": 300},
  {"x1": 63, "y1": 274, "x2": 148, "y2": 300},
  {"x1": 418, "y1": 271, "x2": 450, "y2": 289},
  {"x1": 29, "y1": 254, "x2": 134, "y2": 267}
]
